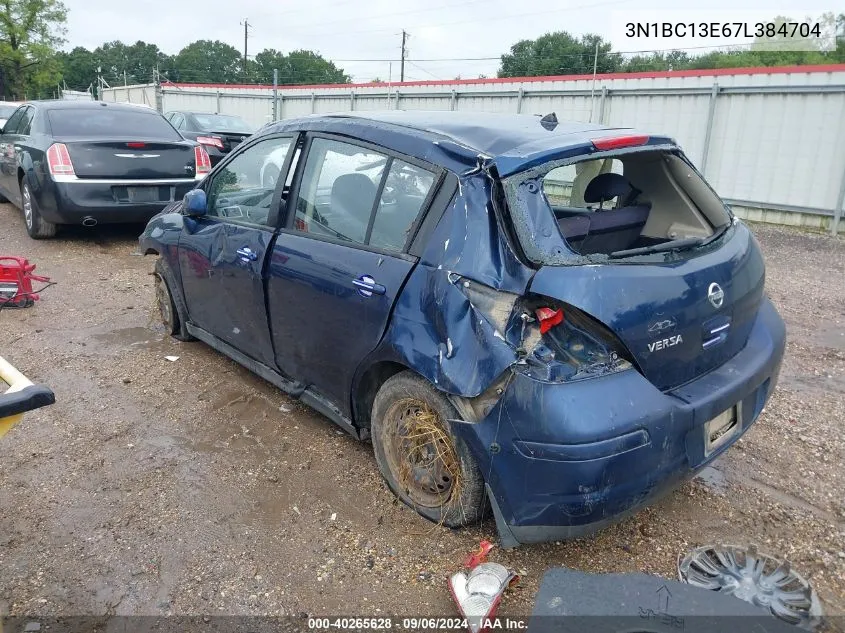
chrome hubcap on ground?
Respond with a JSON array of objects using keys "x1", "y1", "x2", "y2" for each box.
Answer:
[
  {"x1": 22, "y1": 185, "x2": 32, "y2": 228},
  {"x1": 678, "y1": 544, "x2": 822, "y2": 629},
  {"x1": 383, "y1": 399, "x2": 458, "y2": 509}
]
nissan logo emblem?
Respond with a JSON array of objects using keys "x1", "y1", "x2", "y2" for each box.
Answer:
[{"x1": 708, "y1": 282, "x2": 724, "y2": 309}]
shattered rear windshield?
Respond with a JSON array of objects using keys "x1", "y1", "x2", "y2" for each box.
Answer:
[{"x1": 503, "y1": 148, "x2": 731, "y2": 264}]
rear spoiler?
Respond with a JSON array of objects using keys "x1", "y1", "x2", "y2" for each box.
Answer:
[{"x1": 0, "y1": 355, "x2": 55, "y2": 440}]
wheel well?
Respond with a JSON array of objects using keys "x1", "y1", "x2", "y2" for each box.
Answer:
[{"x1": 353, "y1": 361, "x2": 408, "y2": 430}]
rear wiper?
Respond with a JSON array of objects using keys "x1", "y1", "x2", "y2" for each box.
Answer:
[
  {"x1": 699, "y1": 222, "x2": 731, "y2": 247},
  {"x1": 608, "y1": 237, "x2": 703, "y2": 258}
]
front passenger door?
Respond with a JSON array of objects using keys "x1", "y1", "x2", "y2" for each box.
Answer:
[{"x1": 179, "y1": 134, "x2": 296, "y2": 365}]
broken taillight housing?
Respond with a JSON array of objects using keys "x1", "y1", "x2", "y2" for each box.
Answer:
[
  {"x1": 521, "y1": 297, "x2": 633, "y2": 382},
  {"x1": 448, "y1": 563, "x2": 518, "y2": 633}
]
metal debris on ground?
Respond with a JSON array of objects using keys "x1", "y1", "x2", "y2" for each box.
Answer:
[
  {"x1": 448, "y1": 562, "x2": 519, "y2": 633},
  {"x1": 678, "y1": 544, "x2": 823, "y2": 630}
]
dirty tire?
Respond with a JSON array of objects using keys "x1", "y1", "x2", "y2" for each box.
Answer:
[
  {"x1": 371, "y1": 371, "x2": 486, "y2": 528},
  {"x1": 21, "y1": 180, "x2": 57, "y2": 239},
  {"x1": 154, "y1": 258, "x2": 195, "y2": 342}
]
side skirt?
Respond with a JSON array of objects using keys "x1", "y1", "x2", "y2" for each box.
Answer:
[{"x1": 185, "y1": 323, "x2": 362, "y2": 440}]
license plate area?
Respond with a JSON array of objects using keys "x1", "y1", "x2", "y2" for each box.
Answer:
[
  {"x1": 704, "y1": 405, "x2": 740, "y2": 456},
  {"x1": 113, "y1": 186, "x2": 174, "y2": 203}
]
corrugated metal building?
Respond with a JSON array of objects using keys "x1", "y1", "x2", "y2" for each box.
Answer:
[{"x1": 102, "y1": 65, "x2": 845, "y2": 233}]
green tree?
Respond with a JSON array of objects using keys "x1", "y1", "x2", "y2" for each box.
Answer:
[
  {"x1": 169, "y1": 40, "x2": 242, "y2": 83},
  {"x1": 498, "y1": 32, "x2": 618, "y2": 78},
  {"x1": 252, "y1": 48, "x2": 350, "y2": 85},
  {"x1": 57, "y1": 46, "x2": 96, "y2": 90},
  {"x1": 0, "y1": 0, "x2": 67, "y2": 99},
  {"x1": 92, "y1": 40, "x2": 170, "y2": 85}
]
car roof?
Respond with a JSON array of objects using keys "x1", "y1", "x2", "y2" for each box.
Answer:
[
  {"x1": 264, "y1": 111, "x2": 657, "y2": 176},
  {"x1": 30, "y1": 100, "x2": 162, "y2": 114}
]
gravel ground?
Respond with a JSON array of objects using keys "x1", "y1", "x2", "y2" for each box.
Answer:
[{"x1": 0, "y1": 203, "x2": 843, "y2": 621}]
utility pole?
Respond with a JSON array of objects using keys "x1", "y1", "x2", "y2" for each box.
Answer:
[
  {"x1": 240, "y1": 18, "x2": 251, "y2": 78},
  {"x1": 588, "y1": 41, "x2": 599, "y2": 122},
  {"x1": 272, "y1": 68, "x2": 279, "y2": 121},
  {"x1": 400, "y1": 30, "x2": 408, "y2": 82}
]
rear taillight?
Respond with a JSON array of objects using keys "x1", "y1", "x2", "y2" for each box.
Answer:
[
  {"x1": 126, "y1": 142, "x2": 146, "y2": 149},
  {"x1": 522, "y1": 297, "x2": 633, "y2": 382},
  {"x1": 194, "y1": 145, "x2": 212, "y2": 179},
  {"x1": 46, "y1": 143, "x2": 75, "y2": 177},
  {"x1": 592, "y1": 134, "x2": 649, "y2": 151},
  {"x1": 196, "y1": 136, "x2": 224, "y2": 150}
]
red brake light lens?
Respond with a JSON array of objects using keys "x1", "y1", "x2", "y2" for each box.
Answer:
[
  {"x1": 126, "y1": 142, "x2": 146, "y2": 149},
  {"x1": 535, "y1": 307, "x2": 564, "y2": 334},
  {"x1": 194, "y1": 145, "x2": 212, "y2": 179},
  {"x1": 592, "y1": 135, "x2": 649, "y2": 151},
  {"x1": 197, "y1": 136, "x2": 224, "y2": 150},
  {"x1": 46, "y1": 143, "x2": 75, "y2": 177}
]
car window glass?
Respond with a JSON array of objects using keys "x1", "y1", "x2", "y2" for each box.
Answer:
[
  {"x1": 17, "y1": 107, "x2": 35, "y2": 135},
  {"x1": 2, "y1": 107, "x2": 26, "y2": 134},
  {"x1": 294, "y1": 138, "x2": 387, "y2": 245},
  {"x1": 47, "y1": 109, "x2": 182, "y2": 139},
  {"x1": 369, "y1": 159, "x2": 435, "y2": 251},
  {"x1": 206, "y1": 136, "x2": 293, "y2": 226},
  {"x1": 171, "y1": 113, "x2": 184, "y2": 129},
  {"x1": 544, "y1": 159, "x2": 624, "y2": 210}
]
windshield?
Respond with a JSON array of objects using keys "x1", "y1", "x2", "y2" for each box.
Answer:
[
  {"x1": 192, "y1": 113, "x2": 254, "y2": 134},
  {"x1": 48, "y1": 108, "x2": 182, "y2": 140},
  {"x1": 503, "y1": 148, "x2": 732, "y2": 264}
]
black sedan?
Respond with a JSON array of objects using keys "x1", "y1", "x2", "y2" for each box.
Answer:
[
  {"x1": 0, "y1": 101, "x2": 210, "y2": 239},
  {"x1": 165, "y1": 111, "x2": 255, "y2": 165}
]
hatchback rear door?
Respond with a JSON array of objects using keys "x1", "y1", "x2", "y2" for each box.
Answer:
[{"x1": 267, "y1": 134, "x2": 441, "y2": 415}]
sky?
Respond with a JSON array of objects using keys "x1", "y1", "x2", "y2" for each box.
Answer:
[{"x1": 61, "y1": 0, "x2": 835, "y2": 83}]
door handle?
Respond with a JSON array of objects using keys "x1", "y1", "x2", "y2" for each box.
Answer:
[
  {"x1": 353, "y1": 274, "x2": 386, "y2": 297},
  {"x1": 236, "y1": 247, "x2": 258, "y2": 262}
]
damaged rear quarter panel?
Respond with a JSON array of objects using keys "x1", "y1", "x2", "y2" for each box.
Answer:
[{"x1": 360, "y1": 173, "x2": 534, "y2": 399}]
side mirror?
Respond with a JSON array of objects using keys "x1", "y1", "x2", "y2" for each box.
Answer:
[{"x1": 183, "y1": 189, "x2": 207, "y2": 216}]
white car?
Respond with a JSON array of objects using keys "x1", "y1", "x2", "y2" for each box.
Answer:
[{"x1": 0, "y1": 102, "x2": 23, "y2": 129}]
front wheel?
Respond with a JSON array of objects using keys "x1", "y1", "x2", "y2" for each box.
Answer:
[
  {"x1": 154, "y1": 258, "x2": 195, "y2": 342},
  {"x1": 371, "y1": 371, "x2": 486, "y2": 527},
  {"x1": 22, "y1": 180, "x2": 57, "y2": 239}
]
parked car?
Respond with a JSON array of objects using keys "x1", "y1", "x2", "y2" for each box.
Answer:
[
  {"x1": 0, "y1": 100, "x2": 210, "y2": 238},
  {"x1": 165, "y1": 111, "x2": 254, "y2": 165},
  {"x1": 0, "y1": 102, "x2": 23, "y2": 129},
  {"x1": 140, "y1": 111, "x2": 786, "y2": 545}
]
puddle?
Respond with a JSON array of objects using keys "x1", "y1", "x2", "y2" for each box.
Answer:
[
  {"x1": 695, "y1": 464, "x2": 729, "y2": 494},
  {"x1": 92, "y1": 327, "x2": 165, "y2": 348}
]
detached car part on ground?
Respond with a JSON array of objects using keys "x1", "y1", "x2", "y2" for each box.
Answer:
[
  {"x1": 140, "y1": 111, "x2": 786, "y2": 546},
  {"x1": 0, "y1": 355, "x2": 55, "y2": 441},
  {"x1": 0, "y1": 101, "x2": 211, "y2": 239}
]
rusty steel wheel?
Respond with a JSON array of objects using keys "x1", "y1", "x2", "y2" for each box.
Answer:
[
  {"x1": 155, "y1": 271, "x2": 177, "y2": 335},
  {"x1": 154, "y1": 258, "x2": 195, "y2": 342},
  {"x1": 384, "y1": 398, "x2": 459, "y2": 508},
  {"x1": 371, "y1": 371, "x2": 486, "y2": 527}
]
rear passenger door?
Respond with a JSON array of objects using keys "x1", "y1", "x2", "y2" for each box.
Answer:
[{"x1": 267, "y1": 134, "x2": 440, "y2": 414}]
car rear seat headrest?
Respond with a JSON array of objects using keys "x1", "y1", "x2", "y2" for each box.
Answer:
[{"x1": 583, "y1": 173, "x2": 632, "y2": 204}]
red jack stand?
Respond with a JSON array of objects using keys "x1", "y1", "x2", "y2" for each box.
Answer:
[{"x1": 0, "y1": 257, "x2": 51, "y2": 308}]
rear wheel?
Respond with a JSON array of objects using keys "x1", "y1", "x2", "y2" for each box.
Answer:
[
  {"x1": 21, "y1": 180, "x2": 57, "y2": 239},
  {"x1": 371, "y1": 371, "x2": 486, "y2": 527},
  {"x1": 154, "y1": 258, "x2": 194, "y2": 342}
]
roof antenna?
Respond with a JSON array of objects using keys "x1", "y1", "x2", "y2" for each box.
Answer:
[{"x1": 540, "y1": 112, "x2": 558, "y2": 131}]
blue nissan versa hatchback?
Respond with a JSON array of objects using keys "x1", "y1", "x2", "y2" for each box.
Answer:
[{"x1": 140, "y1": 111, "x2": 786, "y2": 546}]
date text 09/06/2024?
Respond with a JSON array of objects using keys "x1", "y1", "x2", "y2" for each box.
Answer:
[{"x1": 307, "y1": 617, "x2": 529, "y2": 630}]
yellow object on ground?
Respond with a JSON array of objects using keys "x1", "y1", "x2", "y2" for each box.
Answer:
[{"x1": 0, "y1": 355, "x2": 54, "y2": 441}]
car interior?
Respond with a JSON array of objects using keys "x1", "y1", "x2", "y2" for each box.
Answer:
[{"x1": 546, "y1": 151, "x2": 731, "y2": 256}]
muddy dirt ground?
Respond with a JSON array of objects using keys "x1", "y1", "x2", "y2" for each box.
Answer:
[{"x1": 0, "y1": 202, "x2": 843, "y2": 621}]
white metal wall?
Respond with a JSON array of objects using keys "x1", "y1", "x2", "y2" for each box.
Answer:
[{"x1": 103, "y1": 67, "x2": 845, "y2": 229}]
